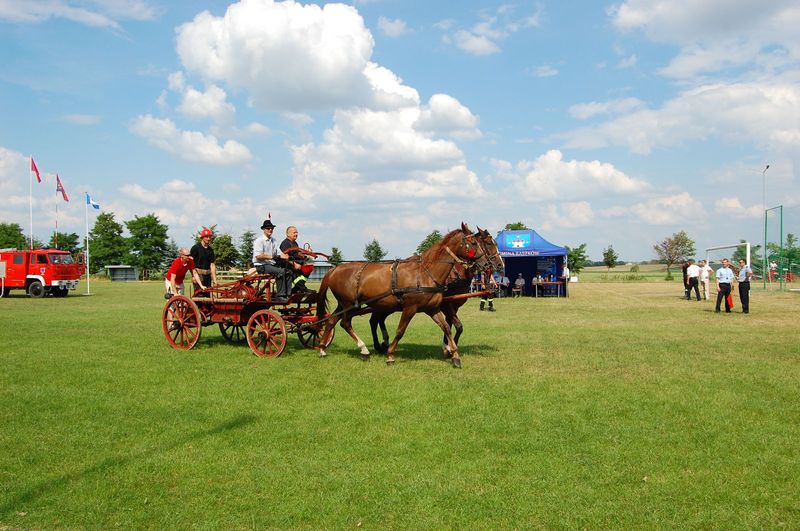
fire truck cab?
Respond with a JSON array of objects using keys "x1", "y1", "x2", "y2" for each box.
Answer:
[{"x1": 0, "y1": 248, "x2": 84, "y2": 298}]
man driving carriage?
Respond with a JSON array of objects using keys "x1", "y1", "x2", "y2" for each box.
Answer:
[{"x1": 252, "y1": 219, "x2": 292, "y2": 301}]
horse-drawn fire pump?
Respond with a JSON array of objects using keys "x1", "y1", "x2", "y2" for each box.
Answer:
[{"x1": 161, "y1": 246, "x2": 333, "y2": 358}]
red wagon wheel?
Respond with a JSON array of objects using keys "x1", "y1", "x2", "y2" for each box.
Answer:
[
  {"x1": 219, "y1": 322, "x2": 247, "y2": 343},
  {"x1": 246, "y1": 309, "x2": 287, "y2": 358},
  {"x1": 297, "y1": 323, "x2": 334, "y2": 349},
  {"x1": 162, "y1": 295, "x2": 202, "y2": 350}
]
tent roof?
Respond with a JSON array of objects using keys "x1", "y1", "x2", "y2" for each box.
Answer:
[{"x1": 496, "y1": 229, "x2": 567, "y2": 257}]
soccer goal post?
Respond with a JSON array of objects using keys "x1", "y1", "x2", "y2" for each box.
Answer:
[{"x1": 705, "y1": 242, "x2": 751, "y2": 271}]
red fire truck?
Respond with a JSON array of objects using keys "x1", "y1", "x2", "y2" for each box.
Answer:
[{"x1": 0, "y1": 248, "x2": 85, "y2": 298}]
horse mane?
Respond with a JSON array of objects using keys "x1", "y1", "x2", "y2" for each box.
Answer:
[{"x1": 421, "y1": 228, "x2": 466, "y2": 262}]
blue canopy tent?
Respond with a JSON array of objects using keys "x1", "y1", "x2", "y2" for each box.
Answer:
[{"x1": 496, "y1": 229, "x2": 568, "y2": 297}]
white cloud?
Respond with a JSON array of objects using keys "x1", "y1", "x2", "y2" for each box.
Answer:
[
  {"x1": 609, "y1": 0, "x2": 800, "y2": 78},
  {"x1": 563, "y1": 81, "x2": 800, "y2": 154},
  {"x1": 491, "y1": 149, "x2": 648, "y2": 202},
  {"x1": 616, "y1": 54, "x2": 638, "y2": 69},
  {"x1": 62, "y1": 114, "x2": 101, "y2": 125},
  {"x1": 530, "y1": 65, "x2": 559, "y2": 78},
  {"x1": 176, "y1": 0, "x2": 408, "y2": 112},
  {"x1": 568, "y1": 97, "x2": 644, "y2": 119},
  {"x1": 414, "y1": 94, "x2": 482, "y2": 140},
  {"x1": 0, "y1": 0, "x2": 158, "y2": 29},
  {"x1": 282, "y1": 112, "x2": 313, "y2": 127},
  {"x1": 177, "y1": 84, "x2": 236, "y2": 124},
  {"x1": 630, "y1": 192, "x2": 704, "y2": 224},
  {"x1": 377, "y1": 16, "x2": 409, "y2": 37},
  {"x1": 541, "y1": 201, "x2": 596, "y2": 230},
  {"x1": 451, "y1": 29, "x2": 501, "y2": 56},
  {"x1": 129, "y1": 115, "x2": 252, "y2": 165},
  {"x1": 714, "y1": 197, "x2": 762, "y2": 218},
  {"x1": 287, "y1": 106, "x2": 484, "y2": 206}
]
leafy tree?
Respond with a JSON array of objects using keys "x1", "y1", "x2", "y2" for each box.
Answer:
[
  {"x1": 416, "y1": 230, "x2": 442, "y2": 255},
  {"x1": 212, "y1": 233, "x2": 239, "y2": 270},
  {"x1": 48, "y1": 232, "x2": 81, "y2": 254},
  {"x1": 0, "y1": 222, "x2": 26, "y2": 248},
  {"x1": 329, "y1": 246, "x2": 344, "y2": 266},
  {"x1": 653, "y1": 230, "x2": 696, "y2": 274},
  {"x1": 363, "y1": 238, "x2": 387, "y2": 261},
  {"x1": 504, "y1": 221, "x2": 528, "y2": 230},
  {"x1": 238, "y1": 229, "x2": 256, "y2": 269},
  {"x1": 86, "y1": 212, "x2": 128, "y2": 274},
  {"x1": 126, "y1": 213, "x2": 170, "y2": 279},
  {"x1": 732, "y1": 239, "x2": 761, "y2": 266},
  {"x1": 602, "y1": 245, "x2": 619, "y2": 270},
  {"x1": 565, "y1": 243, "x2": 588, "y2": 275}
]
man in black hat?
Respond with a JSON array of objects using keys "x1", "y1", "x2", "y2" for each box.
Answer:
[{"x1": 252, "y1": 219, "x2": 291, "y2": 300}]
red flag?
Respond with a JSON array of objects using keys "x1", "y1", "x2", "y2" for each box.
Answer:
[
  {"x1": 31, "y1": 157, "x2": 42, "y2": 183},
  {"x1": 726, "y1": 293, "x2": 734, "y2": 309},
  {"x1": 56, "y1": 174, "x2": 69, "y2": 202}
]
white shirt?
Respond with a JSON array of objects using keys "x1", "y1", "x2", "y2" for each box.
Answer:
[
  {"x1": 563, "y1": 266, "x2": 570, "y2": 278},
  {"x1": 687, "y1": 264, "x2": 700, "y2": 278},
  {"x1": 699, "y1": 264, "x2": 712, "y2": 281}
]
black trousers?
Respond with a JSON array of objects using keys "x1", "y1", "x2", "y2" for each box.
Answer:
[
  {"x1": 686, "y1": 277, "x2": 700, "y2": 300},
  {"x1": 715, "y1": 283, "x2": 732, "y2": 312},
  {"x1": 738, "y1": 281, "x2": 750, "y2": 313},
  {"x1": 255, "y1": 263, "x2": 290, "y2": 298}
]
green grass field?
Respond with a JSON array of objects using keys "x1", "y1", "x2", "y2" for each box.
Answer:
[{"x1": 1, "y1": 280, "x2": 798, "y2": 529}]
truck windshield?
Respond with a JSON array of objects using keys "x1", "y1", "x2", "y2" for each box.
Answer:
[{"x1": 49, "y1": 254, "x2": 75, "y2": 264}]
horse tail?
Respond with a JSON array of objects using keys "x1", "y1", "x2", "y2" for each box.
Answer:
[{"x1": 316, "y1": 271, "x2": 330, "y2": 322}]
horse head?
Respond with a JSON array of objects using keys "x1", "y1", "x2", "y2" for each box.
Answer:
[{"x1": 475, "y1": 226, "x2": 504, "y2": 274}]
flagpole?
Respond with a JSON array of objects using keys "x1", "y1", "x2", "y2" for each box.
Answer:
[
  {"x1": 29, "y1": 155, "x2": 33, "y2": 249},
  {"x1": 85, "y1": 194, "x2": 91, "y2": 295},
  {"x1": 55, "y1": 179, "x2": 59, "y2": 249}
]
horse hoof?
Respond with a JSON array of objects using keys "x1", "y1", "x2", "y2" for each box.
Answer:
[
  {"x1": 386, "y1": 359, "x2": 395, "y2": 366},
  {"x1": 319, "y1": 351, "x2": 327, "y2": 358},
  {"x1": 360, "y1": 353, "x2": 370, "y2": 361},
  {"x1": 452, "y1": 358, "x2": 462, "y2": 369}
]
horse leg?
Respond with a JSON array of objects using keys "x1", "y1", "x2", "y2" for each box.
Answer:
[
  {"x1": 385, "y1": 306, "x2": 418, "y2": 365},
  {"x1": 441, "y1": 305, "x2": 454, "y2": 358},
  {"x1": 430, "y1": 310, "x2": 461, "y2": 368},
  {"x1": 340, "y1": 314, "x2": 371, "y2": 360},
  {"x1": 369, "y1": 313, "x2": 389, "y2": 355},
  {"x1": 318, "y1": 306, "x2": 344, "y2": 358}
]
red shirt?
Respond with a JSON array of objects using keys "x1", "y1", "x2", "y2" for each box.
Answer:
[{"x1": 166, "y1": 256, "x2": 195, "y2": 284}]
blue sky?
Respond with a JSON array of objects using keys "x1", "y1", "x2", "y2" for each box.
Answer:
[{"x1": 1, "y1": 0, "x2": 798, "y2": 261}]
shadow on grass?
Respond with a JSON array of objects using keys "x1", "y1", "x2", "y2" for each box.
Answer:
[
  {"x1": 331, "y1": 340, "x2": 499, "y2": 363},
  {"x1": 0, "y1": 414, "x2": 258, "y2": 517}
]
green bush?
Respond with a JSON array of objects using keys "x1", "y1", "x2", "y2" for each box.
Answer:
[{"x1": 630, "y1": 264, "x2": 640, "y2": 272}]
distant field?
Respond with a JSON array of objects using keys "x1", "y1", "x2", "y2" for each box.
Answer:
[{"x1": 1, "y1": 280, "x2": 798, "y2": 528}]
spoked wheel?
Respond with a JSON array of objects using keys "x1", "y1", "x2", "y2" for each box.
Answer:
[
  {"x1": 246, "y1": 309, "x2": 287, "y2": 358},
  {"x1": 219, "y1": 322, "x2": 247, "y2": 343},
  {"x1": 297, "y1": 323, "x2": 334, "y2": 349},
  {"x1": 162, "y1": 295, "x2": 202, "y2": 350}
]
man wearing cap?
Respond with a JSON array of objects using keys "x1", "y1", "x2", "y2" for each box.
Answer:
[
  {"x1": 190, "y1": 227, "x2": 217, "y2": 291},
  {"x1": 252, "y1": 219, "x2": 291, "y2": 300}
]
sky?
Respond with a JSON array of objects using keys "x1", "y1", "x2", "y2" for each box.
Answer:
[{"x1": 1, "y1": 0, "x2": 798, "y2": 262}]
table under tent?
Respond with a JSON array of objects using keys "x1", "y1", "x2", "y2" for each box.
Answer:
[{"x1": 496, "y1": 229, "x2": 569, "y2": 297}]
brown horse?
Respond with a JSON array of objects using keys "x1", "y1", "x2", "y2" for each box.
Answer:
[
  {"x1": 368, "y1": 227, "x2": 504, "y2": 356},
  {"x1": 316, "y1": 223, "x2": 489, "y2": 367}
]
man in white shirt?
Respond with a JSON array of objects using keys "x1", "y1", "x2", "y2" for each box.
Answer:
[
  {"x1": 698, "y1": 259, "x2": 713, "y2": 300},
  {"x1": 685, "y1": 259, "x2": 701, "y2": 301}
]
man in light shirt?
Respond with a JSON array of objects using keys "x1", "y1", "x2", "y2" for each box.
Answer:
[
  {"x1": 685, "y1": 259, "x2": 700, "y2": 301},
  {"x1": 737, "y1": 258, "x2": 753, "y2": 314},
  {"x1": 714, "y1": 258, "x2": 735, "y2": 313},
  {"x1": 698, "y1": 259, "x2": 713, "y2": 300}
]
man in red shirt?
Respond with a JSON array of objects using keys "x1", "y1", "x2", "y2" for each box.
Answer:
[{"x1": 165, "y1": 247, "x2": 204, "y2": 297}]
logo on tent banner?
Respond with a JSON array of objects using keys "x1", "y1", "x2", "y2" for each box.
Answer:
[
  {"x1": 501, "y1": 250, "x2": 541, "y2": 256},
  {"x1": 507, "y1": 233, "x2": 531, "y2": 248}
]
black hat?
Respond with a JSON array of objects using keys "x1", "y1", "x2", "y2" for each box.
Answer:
[{"x1": 261, "y1": 219, "x2": 276, "y2": 229}]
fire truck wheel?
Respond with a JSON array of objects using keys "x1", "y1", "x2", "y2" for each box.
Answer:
[
  {"x1": 0, "y1": 287, "x2": 9, "y2": 298},
  {"x1": 52, "y1": 287, "x2": 69, "y2": 297},
  {"x1": 27, "y1": 280, "x2": 45, "y2": 298}
]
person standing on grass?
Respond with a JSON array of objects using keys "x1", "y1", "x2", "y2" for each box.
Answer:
[
  {"x1": 698, "y1": 259, "x2": 713, "y2": 300},
  {"x1": 190, "y1": 227, "x2": 217, "y2": 292},
  {"x1": 165, "y1": 248, "x2": 204, "y2": 297},
  {"x1": 685, "y1": 259, "x2": 701, "y2": 301},
  {"x1": 714, "y1": 258, "x2": 735, "y2": 313},
  {"x1": 681, "y1": 260, "x2": 690, "y2": 298},
  {"x1": 737, "y1": 258, "x2": 753, "y2": 314}
]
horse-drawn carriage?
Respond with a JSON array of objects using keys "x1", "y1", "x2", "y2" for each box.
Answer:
[
  {"x1": 161, "y1": 248, "x2": 332, "y2": 358},
  {"x1": 162, "y1": 224, "x2": 504, "y2": 367}
]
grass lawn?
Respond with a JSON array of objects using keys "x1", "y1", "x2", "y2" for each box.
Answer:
[{"x1": 1, "y1": 280, "x2": 798, "y2": 528}]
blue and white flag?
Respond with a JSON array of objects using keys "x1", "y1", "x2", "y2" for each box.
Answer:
[{"x1": 86, "y1": 193, "x2": 100, "y2": 210}]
